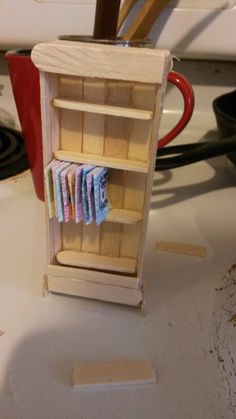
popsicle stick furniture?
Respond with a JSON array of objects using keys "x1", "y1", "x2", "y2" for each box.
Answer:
[{"x1": 31, "y1": 40, "x2": 172, "y2": 308}]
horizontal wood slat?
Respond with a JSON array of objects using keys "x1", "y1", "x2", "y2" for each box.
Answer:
[
  {"x1": 56, "y1": 250, "x2": 137, "y2": 273},
  {"x1": 54, "y1": 150, "x2": 148, "y2": 173},
  {"x1": 53, "y1": 98, "x2": 153, "y2": 120}
]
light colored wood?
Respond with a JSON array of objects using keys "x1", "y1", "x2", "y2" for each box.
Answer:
[
  {"x1": 32, "y1": 40, "x2": 172, "y2": 307},
  {"x1": 54, "y1": 150, "x2": 148, "y2": 173},
  {"x1": 117, "y1": 0, "x2": 139, "y2": 32},
  {"x1": 120, "y1": 223, "x2": 141, "y2": 259},
  {"x1": 47, "y1": 264, "x2": 141, "y2": 289},
  {"x1": 123, "y1": 172, "x2": 146, "y2": 211},
  {"x1": 82, "y1": 78, "x2": 106, "y2": 155},
  {"x1": 72, "y1": 359, "x2": 156, "y2": 388},
  {"x1": 53, "y1": 97, "x2": 153, "y2": 121},
  {"x1": 136, "y1": 81, "x2": 170, "y2": 278},
  {"x1": 40, "y1": 73, "x2": 62, "y2": 264},
  {"x1": 156, "y1": 240, "x2": 208, "y2": 257},
  {"x1": 123, "y1": 0, "x2": 172, "y2": 40},
  {"x1": 108, "y1": 169, "x2": 125, "y2": 209},
  {"x1": 128, "y1": 83, "x2": 157, "y2": 162},
  {"x1": 81, "y1": 223, "x2": 100, "y2": 254},
  {"x1": 59, "y1": 76, "x2": 83, "y2": 152},
  {"x1": 56, "y1": 250, "x2": 137, "y2": 273},
  {"x1": 31, "y1": 40, "x2": 171, "y2": 84},
  {"x1": 100, "y1": 222, "x2": 121, "y2": 258},
  {"x1": 62, "y1": 222, "x2": 82, "y2": 251},
  {"x1": 47, "y1": 275, "x2": 143, "y2": 306},
  {"x1": 106, "y1": 208, "x2": 142, "y2": 224},
  {"x1": 104, "y1": 81, "x2": 132, "y2": 159}
]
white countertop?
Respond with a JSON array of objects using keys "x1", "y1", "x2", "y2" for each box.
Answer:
[
  {"x1": 1, "y1": 53, "x2": 236, "y2": 419},
  {"x1": 0, "y1": 152, "x2": 236, "y2": 418}
]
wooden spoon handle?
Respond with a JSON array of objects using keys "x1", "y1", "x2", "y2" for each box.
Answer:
[
  {"x1": 93, "y1": 0, "x2": 122, "y2": 39},
  {"x1": 123, "y1": 0, "x2": 171, "y2": 40},
  {"x1": 117, "y1": 0, "x2": 140, "y2": 33}
]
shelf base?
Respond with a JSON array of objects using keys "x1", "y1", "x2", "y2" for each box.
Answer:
[{"x1": 46, "y1": 273, "x2": 143, "y2": 306}]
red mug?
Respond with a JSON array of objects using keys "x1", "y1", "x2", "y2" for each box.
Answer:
[{"x1": 6, "y1": 49, "x2": 194, "y2": 201}]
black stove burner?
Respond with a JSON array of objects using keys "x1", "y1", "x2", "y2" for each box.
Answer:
[{"x1": 0, "y1": 126, "x2": 29, "y2": 180}]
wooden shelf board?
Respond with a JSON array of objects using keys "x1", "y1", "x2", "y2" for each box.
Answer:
[
  {"x1": 47, "y1": 274, "x2": 143, "y2": 306},
  {"x1": 47, "y1": 264, "x2": 141, "y2": 289},
  {"x1": 53, "y1": 98, "x2": 153, "y2": 120},
  {"x1": 54, "y1": 150, "x2": 148, "y2": 173},
  {"x1": 106, "y1": 209, "x2": 142, "y2": 224},
  {"x1": 56, "y1": 250, "x2": 137, "y2": 274}
]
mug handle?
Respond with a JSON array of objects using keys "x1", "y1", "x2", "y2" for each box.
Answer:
[{"x1": 158, "y1": 71, "x2": 195, "y2": 149}]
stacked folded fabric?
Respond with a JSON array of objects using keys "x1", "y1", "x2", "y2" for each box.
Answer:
[{"x1": 44, "y1": 160, "x2": 110, "y2": 225}]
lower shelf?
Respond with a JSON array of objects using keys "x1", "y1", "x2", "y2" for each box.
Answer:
[
  {"x1": 46, "y1": 273, "x2": 143, "y2": 306},
  {"x1": 56, "y1": 250, "x2": 137, "y2": 274},
  {"x1": 106, "y1": 209, "x2": 142, "y2": 224}
]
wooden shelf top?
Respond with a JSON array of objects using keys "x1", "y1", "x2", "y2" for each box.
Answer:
[{"x1": 53, "y1": 98, "x2": 153, "y2": 121}]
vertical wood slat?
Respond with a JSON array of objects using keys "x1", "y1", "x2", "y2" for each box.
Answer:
[
  {"x1": 62, "y1": 222, "x2": 82, "y2": 251},
  {"x1": 136, "y1": 84, "x2": 164, "y2": 278},
  {"x1": 59, "y1": 76, "x2": 83, "y2": 152},
  {"x1": 104, "y1": 81, "x2": 133, "y2": 159},
  {"x1": 82, "y1": 78, "x2": 106, "y2": 155},
  {"x1": 128, "y1": 83, "x2": 157, "y2": 162}
]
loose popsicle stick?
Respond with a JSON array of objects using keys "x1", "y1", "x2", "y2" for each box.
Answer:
[
  {"x1": 156, "y1": 240, "x2": 207, "y2": 257},
  {"x1": 122, "y1": 0, "x2": 171, "y2": 40},
  {"x1": 72, "y1": 359, "x2": 156, "y2": 388}
]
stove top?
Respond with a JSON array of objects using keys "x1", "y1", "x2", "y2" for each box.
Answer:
[{"x1": 0, "y1": 125, "x2": 29, "y2": 180}]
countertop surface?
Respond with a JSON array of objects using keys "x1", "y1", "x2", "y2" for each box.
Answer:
[{"x1": 0, "y1": 154, "x2": 236, "y2": 419}]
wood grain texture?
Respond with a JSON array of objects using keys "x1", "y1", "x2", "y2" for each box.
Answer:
[
  {"x1": 47, "y1": 264, "x2": 141, "y2": 289},
  {"x1": 73, "y1": 359, "x2": 156, "y2": 387},
  {"x1": 31, "y1": 40, "x2": 171, "y2": 84},
  {"x1": 47, "y1": 275, "x2": 142, "y2": 305},
  {"x1": 56, "y1": 250, "x2": 137, "y2": 273},
  {"x1": 117, "y1": 0, "x2": 139, "y2": 32},
  {"x1": 106, "y1": 209, "x2": 142, "y2": 224},
  {"x1": 156, "y1": 240, "x2": 207, "y2": 257},
  {"x1": 35, "y1": 39, "x2": 172, "y2": 306},
  {"x1": 54, "y1": 150, "x2": 148, "y2": 173},
  {"x1": 59, "y1": 76, "x2": 83, "y2": 152},
  {"x1": 82, "y1": 78, "x2": 106, "y2": 155},
  {"x1": 53, "y1": 97, "x2": 153, "y2": 120},
  {"x1": 40, "y1": 73, "x2": 62, "y2": 264}
]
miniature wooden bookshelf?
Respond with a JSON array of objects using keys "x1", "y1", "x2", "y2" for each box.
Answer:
[{"x1": 31, "y1": 40, "x2": 172, "y2": 308}]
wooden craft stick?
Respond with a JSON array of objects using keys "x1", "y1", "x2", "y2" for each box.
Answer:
[
  {"x1": 123, "y1": 0, "x2": 171, "y2": 40},
  {"x1": 73, "y1": 359, "x2": 156, "y2": 388},
  {"x1": 117, "y1": 0, "x2": 140, "y2": 33},
  {"x1": 156, "y1": 240, "x2": 207, "y2": 257}
]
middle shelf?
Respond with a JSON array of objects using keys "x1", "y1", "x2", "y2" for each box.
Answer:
[
  {"x1": 53, "y1": 98, "x2": 153, "y2": 121},
  {"x1": 54, "y1": 150, "x2": 149, "y2": 173}
]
